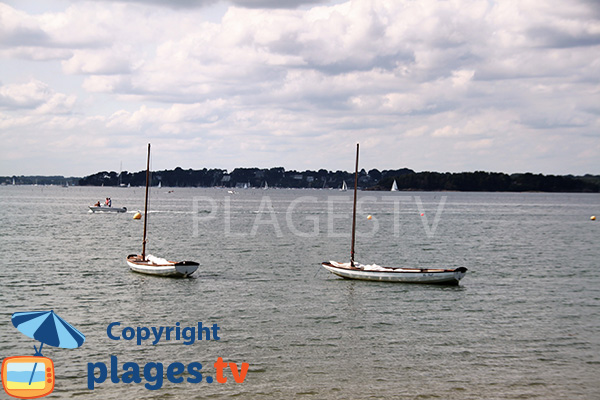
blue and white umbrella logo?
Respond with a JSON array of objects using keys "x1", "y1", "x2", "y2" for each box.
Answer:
[
  {"x1": 5, "y1": 311, "x2": 85, "y2": 393},
  {"x1": 12, "y1": 310, "x2": 85, "y2": 356}
]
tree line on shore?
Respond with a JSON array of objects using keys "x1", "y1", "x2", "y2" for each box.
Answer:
[
  {"x1": 3, "y1": 168, "x2": 598, "y2": 192},
  {"x1": 71, "y1": 167, "x2": 599, "y2": 192}
]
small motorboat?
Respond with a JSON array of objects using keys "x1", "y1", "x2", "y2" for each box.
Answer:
[{"x1": 88, "y1": 205, "x2": 127, "y2": 213}]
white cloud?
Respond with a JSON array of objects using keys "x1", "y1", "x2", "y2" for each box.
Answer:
[
  {"x1": 0, "y1": 3, "x2": 48, "y2": 46},
  {"x1": 0, "y1": 80, "x2": 47, "y2": 108},
  {"x1": 0, "y1": 0, "x2": 599, "y2": 176},
  {"x1": 62, "y1": 48, "x2": 134, "y2": 75}
]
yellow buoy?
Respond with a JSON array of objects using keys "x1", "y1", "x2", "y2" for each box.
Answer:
[
  {"x1": 592, "y1": 216, "x2": 596, "y2": 221},
  {"x1": 133, "y1": 212, "x2": 142, "y2": 220},
  {"x1": 367, "y1": 215, "x2": 372, "y2": 220}
]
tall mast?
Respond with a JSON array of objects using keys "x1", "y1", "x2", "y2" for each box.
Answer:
[
  {"x1": 350, "y1": 143, "x2": 359, "y2": 267},
  {"x1": 142, "y1": 143, "x2": 150, "y2": 260}
]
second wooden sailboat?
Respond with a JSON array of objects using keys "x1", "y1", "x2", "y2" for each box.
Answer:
[
  {"x1": 126, "y1": 144, "x2": 199, "y2": 278},
  {"x1": 322, "y1": 144, "x2": 467, "y2": 285}
]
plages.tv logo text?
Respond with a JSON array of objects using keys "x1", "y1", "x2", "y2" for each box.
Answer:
[{"x1": 87, "y1": 321, "x2": 250, "y2": 390}]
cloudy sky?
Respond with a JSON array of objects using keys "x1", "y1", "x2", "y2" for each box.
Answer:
[{"x1": 1, "y1": 0, "x2": 599, "y2": 177}]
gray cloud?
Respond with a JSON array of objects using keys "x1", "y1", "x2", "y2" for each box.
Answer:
[
  {"x1": 527, "y1": 26, "x2": 600, "y2": 49},
  {"x1": 72, "y1": 0, "x2": 329, "y2": 9},
  {"x1": 230, "y1": 0, "x2": 331, "y2": 9}
]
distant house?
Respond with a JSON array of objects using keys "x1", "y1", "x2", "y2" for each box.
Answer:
[{"x1": 221, "y1": 175, "x2": 231, "y2": 182}]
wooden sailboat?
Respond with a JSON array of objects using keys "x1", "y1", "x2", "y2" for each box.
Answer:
[
  {"x1": 322, "y1": 144, "x2": 467, "y2": 285},
  {"x1": 126, "y1": 144, "x2": 199, "y2": 278}
]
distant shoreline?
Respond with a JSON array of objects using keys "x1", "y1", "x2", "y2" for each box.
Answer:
[{"x1": 3, "y1": 168, "x2": 599, "y2": 193}]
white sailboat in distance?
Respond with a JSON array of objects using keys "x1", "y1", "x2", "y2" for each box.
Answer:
[
  {"x1": 340, "y1": 181, "x2": 348, "y2": 191},
  {"x1": 322, "y1": 143, "x2": 467, "y2": 285},
  {"x1": 391, "y1": 179, "x2": 398, "y2": 191},
  {"x1": 126, "y1": 144, "x2": 199, "y2": 278}
]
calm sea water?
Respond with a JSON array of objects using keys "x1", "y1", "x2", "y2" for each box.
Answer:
[{"x1": 0, "y1": 186, "x2": 598, "y2": 399}]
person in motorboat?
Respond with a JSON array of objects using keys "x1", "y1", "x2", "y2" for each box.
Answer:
[
  {"x1": 105, "y1": 197, "x2": 112, "y2": 207},
  {"x1": 94, "y1": 201, "x2": 101, "y2": 207}
]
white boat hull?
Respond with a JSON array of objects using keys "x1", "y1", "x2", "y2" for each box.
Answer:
[
  {"x1": 322, "y1": 261, "x2": 467, "y2": 285},
  {"x1": 89, "y1": 206, "x2": 127, "y2": 213},
  {"x1": 127, "y1": 255, "x2": 199, "y2": 277}
]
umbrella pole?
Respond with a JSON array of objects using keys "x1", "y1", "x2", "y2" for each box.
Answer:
[
  {"x1": 28, "y1": 342, "x2": 44, "y2": 385},
  {"x1": 28, "y1": 362, "x2": 38, "y2": 385}
]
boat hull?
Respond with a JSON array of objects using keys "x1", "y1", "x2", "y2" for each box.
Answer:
[
  {"x1": 89, "y1": 206, "x2": 127, "y2": 213},
  {"x1": 322, "y1": 261, "x2": 467, "y2": 285},
  {"x1": 127, "y1": 255, "x2": 199, "y2": 277}
]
